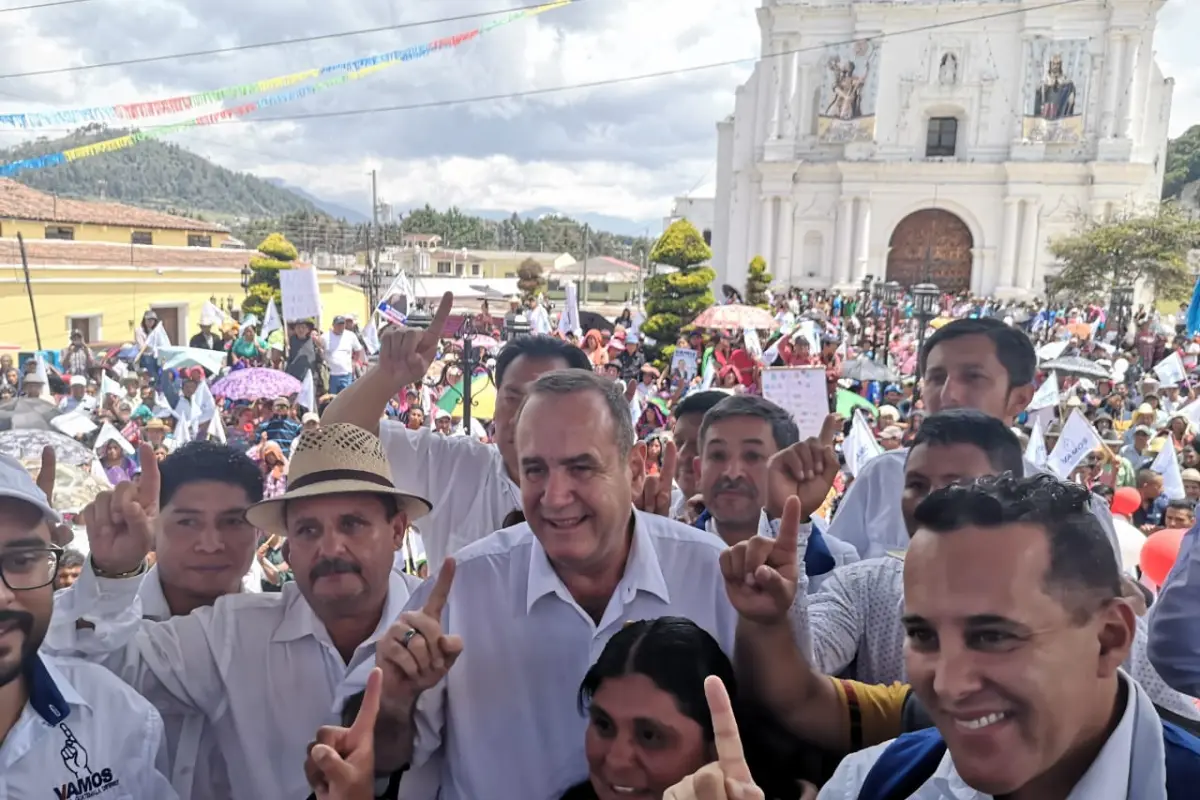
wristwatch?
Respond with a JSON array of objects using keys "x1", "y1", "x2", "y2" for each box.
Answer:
[{"x1": 91, "y1": 557, "x2": 148, "y2": 580}]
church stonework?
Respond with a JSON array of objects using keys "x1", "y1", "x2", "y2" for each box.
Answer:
[{"x1": 709, "y1": 0, "x2": 1173, "y2": 299}]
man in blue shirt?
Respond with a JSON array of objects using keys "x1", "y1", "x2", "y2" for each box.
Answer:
[{"x1": 256, "y1": 396, "x2": 303, "y2": 456}]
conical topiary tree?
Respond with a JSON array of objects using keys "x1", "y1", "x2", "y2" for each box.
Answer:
[
  {"x1": 516, "y1": 257, "x2": 546, "y2": 303},
  {"x1": 745, "y1": 255, "x2": 772, "y2": 307},
  {"x1": 642, "y1": 219, "x2": 715, "y2": 364},
  {"x1": 242, "y1": 232, "x2": 298, "y2": 320}
]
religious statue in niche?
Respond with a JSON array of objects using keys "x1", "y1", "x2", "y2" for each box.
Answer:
[
  {"x1": 1034, "y1": 54, "x2": 1076, "y2": 119},
  {"x1": 938, "y1": 53, "x2": 958, "y2": 86},
  {"x1": 817, "y1": 39, "x2": 879, "y2": 143}
]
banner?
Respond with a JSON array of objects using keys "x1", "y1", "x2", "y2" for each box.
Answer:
[{"x1": 0, "y1": 1, "x2": 571, "y2": 176}]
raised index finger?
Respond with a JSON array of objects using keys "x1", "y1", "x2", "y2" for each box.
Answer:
[
  {"x1": 422, "y1": 557, "x2": 456, "y2": 618},
  {"x1": 819, "y1": 413, "x2": 843, "y2": 447},
  {"x1": 704, "y1": 675, "x2": 752, "y2": 784},
  {"x1": 658, "y1": 441, "x2": 678, "y2": 499},
  {"x1": 346, "y1": 667, "x2": 382, "y2": 750},
  {"x1": 421, "y1": 293, "x2": 454, "y2": 351},
  {"x1": 36, "y1": 445, "x2": 56, "y2": 502},
  {"x1": 135, "y1": 444, "x2": 161, "y2": 512}
]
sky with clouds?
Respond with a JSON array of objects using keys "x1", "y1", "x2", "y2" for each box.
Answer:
[{"x1": 0, "y1": 0, "x2": 1196, "y2": 229}]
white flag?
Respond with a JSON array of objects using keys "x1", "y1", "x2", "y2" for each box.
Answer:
[
  {"x1": 145, "y1": 324, "x2": 171, "y2": 355},
  {"x1": 361, "y1": 319, "x2": 381, "y2": 355},
  {"x1": 1151, "y1": 433, "x2": 1186, "y2": 500},
  {"x1": 261, "y1": 298, "x2": 283, "y2": 338},
  {"x1": 172, "y1": 406, "x2": 193, "y2": 447},
  {"x1": 297, "y1": 369, "x2": 316, "y2": 412},
  {"x1": 1025, "y1": 415, "x2": 1048, "y2": 468},
  {"x1": 199, "y1": 302, "x2": 225, "y2": 327},
  {"x1": 208, "y1": 412, "x2": 227, "y2": 444},
  {"x1": 101, "y1": 373, "x2": 123, "y2": 402},
  {"x1": 844, "y1": 411, "x2": 883, "y2": 478},
  {"x1": 1026, "y1": 372, "x2": 1060, "y2": 412},
  {"x1": 192, "y1": 380, "x2": 217, "y2": 425},
  {"x1": 558, "y1": 282, "x2": 581, "y2": 337},
  {"x1": 1178, "y1": 398, "x2": 1200, "y2": 430},
  {"x1": 1046, "y1": 409, "x2": 1101, "y2": 480},
  {"x1": 1153, "y1": 351, "x2": 1186, "y2": 387},
  {"x1": 94, "y1": 421, "x2": 134, "y2": 456},
  {"x1": 30, "y1": 354, "x2": 50, "y2": 400}
]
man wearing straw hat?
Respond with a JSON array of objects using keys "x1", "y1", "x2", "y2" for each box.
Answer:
[{"x1": 43, "y1": 423, "x2": 435, "y2": 800}]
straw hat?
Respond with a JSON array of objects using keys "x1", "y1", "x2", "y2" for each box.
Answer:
[{"x1": 244, "y1": 423, "x2": 431, "y2": 534}]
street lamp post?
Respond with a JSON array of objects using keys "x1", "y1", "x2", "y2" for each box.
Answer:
[
  {"x1": 240, "y1": 265, "x2": 252, "y2": 294},
  {"x1": 1110, "y1": 283, "x2": 1135, "y2": 344},
  {"x1": 880, "y1": 280, "x2": 902, "y2": 367},
  {"x1": 912, "y1": 283, "x2": 940, "y2": 387},
  {"x1": 858, "y1": 274, "x2": 874, "y2": 350}
]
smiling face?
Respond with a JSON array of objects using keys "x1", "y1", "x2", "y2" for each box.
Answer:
[
  {"x1": 902, "y1": 522, "x2": 1132, "y2": 796},
  {"x1": 0, "y1": 498, "x2": 54, "y2": 689},
  {"x1": 155, "y1": 481, "x2": 258, "y2": 601},
  {"x1": 585, "y1": 673, "x2": 711, "y2": 800}
]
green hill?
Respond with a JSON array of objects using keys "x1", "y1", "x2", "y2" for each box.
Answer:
[{"x1": 0, "y1": 124, "x2": 317, "y2": 220}]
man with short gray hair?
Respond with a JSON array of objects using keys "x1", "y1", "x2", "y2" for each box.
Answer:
[{"x1": 376, "y1": 367, "x2": 739, "y2": 799}]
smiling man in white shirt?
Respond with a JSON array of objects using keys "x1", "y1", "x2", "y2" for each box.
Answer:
[
  {"x1": 47, "y1": 440, "x2": 264, "y2": 800},
  {"x1": 372, "y1": 370, "x2": 739, "y2": 800},
  {"x1": 0, "y1": 454, "x2": 175, "y2": 799},
  {"x1": 44, "y1": 425, "x2": 430, "y2": 800}
]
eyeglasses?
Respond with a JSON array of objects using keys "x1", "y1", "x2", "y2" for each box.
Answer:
[{"x1": 0, "y1": 547, "x2": 64, "y2": 591}]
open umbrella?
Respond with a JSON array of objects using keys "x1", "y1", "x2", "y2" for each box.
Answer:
[
  {"x1": 20, "y1": 458, "x2": 108, "y2": 513},
  {"x1": 691, "y1": 304, "x2": 777, "y2": 331},
  {"x1": 210, "y1": 368, "x2": 302, "y2": 401},
  {"x1": 836, "y1": 390, "x2": 877, "y2": 418},
  {"x1": 579, "y1": 310, "x2": 614, "y2": 334},
  {"x1": 0, "y1": 428, "x2": 94, "y2": 466},
  {"x1": 0, "y1": 397, "x2": 61, "y2": 431},
  {"x1": 840, "y1": 357, "x2": 898, "y2": 384},
  {"x1": 1039, "y1": 356, "x2": 1111, "y2": 381},
  {"x1": 436, "y1": 374, "x2": 497, "y2": 420}
]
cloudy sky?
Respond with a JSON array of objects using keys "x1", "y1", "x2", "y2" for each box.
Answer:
[{"x1": 0, "y1": 0, "x2": 1196, "y2": 230}]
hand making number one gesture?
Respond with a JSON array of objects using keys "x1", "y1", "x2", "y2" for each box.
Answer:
[
  {"x1": 636, "y1": 439, "x2": 678, "y2": 518},
  {"x1": 377, "y1": 291, "x2": 454, "y2": 392},
  {"x1": 664, "y1": 676, "x2": 764, "y2": 800},
  {"x1": 35, "y1": 446, "x2": 73, "y2": 547},
  {"x1": 765, "y1": 413, "x2": 842, "y2": 522},
  {"x1": 305, "y1": 667, "x2": 384, "y2": 800},
  {"x1": 82, "y1": 443, "x2": 160, "y2": 575},
  {"x1": 376, "y1": 558, "x2": 464, "y2": 716}
]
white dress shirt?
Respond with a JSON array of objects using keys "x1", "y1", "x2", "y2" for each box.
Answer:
[
  {"x1": 44, "y1": 565, "x2": 422, "y2": 800},
  {"x1": 403, "y1": 510, "x2": 739, "y2": 800},
  {"x1": 794, "y1": 556, "x2": 1200, "y2": 721},
  {"x1": 0, "y1": 653, "x2": 177, "y2": 799},
  {"x1": 818, "y1": 673, "x2": 1162, "y2": 799},
  {"x1": 381, "y1": 423, "x2": 521, "y2": 567},
  {"x1": 826, "y1": 450, "x2": 1123, "y2": 565},
  {"x1": 703, "y1": 511, "x2": 859, "y2": 592}
]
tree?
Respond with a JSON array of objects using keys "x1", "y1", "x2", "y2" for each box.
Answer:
[
  {"x1": 516, "y1": 257, "x2": 545, "y2": 303},
  {"x1": 643, "y1": 219, "x2": 716, "y2": 363},
  {"x1": 242, "y1": 232, "x2": 299, "y2": 319},
  {"x1": 745, "y1": 255, "x2": 772, "y2": 307},
  {"x1": 1164, "y1": 124, "x2": 1200, "y2": 200},
  {"x1": 1047, "y1": 204, "x2": 1200, "y2": 303}
]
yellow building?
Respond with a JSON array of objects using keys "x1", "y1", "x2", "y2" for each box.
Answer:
[
  {"x1": 0, "y1": 238, "x2": 367, "y2": 350},
  {"x1": 370, "y1": 244, "x2": 575, "y2": 281},
  {"x1": 0, "y1": 178, "x2": 233, "y2": 248}
]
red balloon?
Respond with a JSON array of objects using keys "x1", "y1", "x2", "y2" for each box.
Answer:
[
  {"x1": 1111, "y1": 487, "x2": 1141, "y2": 517},
  {"x1": 1140, "y1": 528, "x2": 1187, "y2": 587}
]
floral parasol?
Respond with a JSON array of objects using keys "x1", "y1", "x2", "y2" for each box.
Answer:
[
  {"x1": 210, "y1": 368, "x2": 302, "y2": 401},
  {"x1": 0, "y1": 428, "x2": 95, "y2": 467},
  {"x1": 691, "y1": 304, "x2": 778, "y2": 331}
]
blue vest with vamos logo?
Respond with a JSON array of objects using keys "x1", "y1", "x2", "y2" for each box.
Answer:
[{"x1": 857, "y1": 723, "x2": 1200, "y2": 800}]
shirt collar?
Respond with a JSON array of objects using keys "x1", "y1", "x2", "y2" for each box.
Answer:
[
  {"x1": 526, "y1": 509, "x2": 671, "y2": 614},
  {"x1": 271, "y1": 570, "x2": 414, "y2": 647},
  {"x1": 135, "y1": 566, "x2": 172, "y2": 620},
  {"x1": 704, "y1": 509, "x2": 773, "y2": 539},
  {"x1": 26, "y1": 654, "x2": 86, "y2": 725}
]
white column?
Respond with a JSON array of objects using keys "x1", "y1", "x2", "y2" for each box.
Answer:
[
  {"x1": 769, "y1": 41, "x2": 784, "y2": 139},
  {"x1": 778, "y1": 42, "x2": 796, "y2": 139},
  {"x1": 1129, "y1": 32, "x2": 1152, "y2": 143},
  {"x1": 1000, "y1": 198, "x2": 1020, "y2": 287},
  {"x1": 835, "y1": 197, "x2": 855, "y2": 285},
  {"x1": 1117, "y1": 34, "x2": 1136, "y2": 138},
  {"x1": 760, "y1": 197, "x2": 776, "y2": 266},
  {"x1": 1104, "y1": 34, "x2": 1126, "y2": 138},
  {"x1": 776, "y1": 197, "x2": 794, "y2": 281},
  {"x1": 1017, "y1": 200, "x2": 1042, "y2": 291},
  {"x1": 853, "y1": 198, "x2": 871, "y2": 281},
  {"x1": 791, "y1": 62, "x2": 808, "y2": 139},
  {"x1": 797, "y1": 64, "x2": 813, "y2": 139}
]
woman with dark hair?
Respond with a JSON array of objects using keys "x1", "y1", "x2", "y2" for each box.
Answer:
[{"x1": 561, "y1": 617, "x2": 799, "y2": 800}]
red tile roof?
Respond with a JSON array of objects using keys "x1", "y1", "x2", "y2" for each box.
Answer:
[
  {"x1": 0, "y1": 179, "x2": 228, "y2": 233},
  {"x1": 0, "y1": 237, "x2": 257, "y2": 269}
]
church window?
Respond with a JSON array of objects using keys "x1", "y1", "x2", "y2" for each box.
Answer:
[
  {"x1": 926, "y1": 117, "x2": 958, "y2": 157},
  {"x1": 702, "y1": 229, "x2": 712, "y2": 245}
]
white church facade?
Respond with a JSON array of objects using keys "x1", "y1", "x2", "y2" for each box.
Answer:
[{"x1": 709, "y1": 0, "x2": 1173, "y2": 299}]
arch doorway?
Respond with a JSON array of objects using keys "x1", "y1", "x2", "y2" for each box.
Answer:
[{"x1": 886, "y1": 209, "x2": 973, "y2": 293}]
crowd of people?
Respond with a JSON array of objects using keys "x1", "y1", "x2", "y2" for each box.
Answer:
[{"x1": 1, "y1": 283, "x2": 1199, "y2": 799}]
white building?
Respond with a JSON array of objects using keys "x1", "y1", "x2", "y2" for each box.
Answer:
[
  {"x1": 664, "y1": 196, "x2": 717, "y2": 248},
  {"x1": 711, "y1": 0, "x2": 1173, "y2": 299}
]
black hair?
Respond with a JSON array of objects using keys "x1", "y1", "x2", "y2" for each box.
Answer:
[
  {"x1": 699, "y1": 395, "x2": 800, "y2": 452},
  {"x1": 159, "y1": 441, "x2": 264, "y2": 508},
  {"x1": 914, "y1": 474, "x2": 1121, "y2": 621},
  {"x1": 59, "y1": 548, "x2": 86, "y2": 570},
  {"x1": 1090, "y1": 484, "x2": 1114, "y2": 504},
  {"x1": 494, "y1": 335, "x2": 591, "y2": 387},
  {"x1": 1166, "y1": 498, "x2": 1195, "y2": 515},
  {"x1": 675, "y1": 390, "x2": 732, "y2": 421},
  {"x1": 907, "y1": 410, "x2": 1024, "y2": 476},
  {"x1": 918, "y1": 317, "x2": 1036, "y2": 389},
  {"x1": 1136, "y1": 469, "x2": 1162, "y2": 488}
]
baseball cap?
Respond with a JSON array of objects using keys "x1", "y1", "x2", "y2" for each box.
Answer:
[
  {"x1": 880, "y1": 426, "x2": 904, "y2": 440},
  {"x1": 0, "y1": 453, "x2": 61, "y2": 523},
  {"x1": 301, "y1": 411, "x2": 320, "y2": 424},
  {"x1": 69, "y1": 375, "x2": 86, "y2": 387},
  {"x1": 1133, "y1": 425, "x2": 1154, "y2": 436},
  {"x1": 333, "y1": 315, "x2": 348, "y2": 325}
]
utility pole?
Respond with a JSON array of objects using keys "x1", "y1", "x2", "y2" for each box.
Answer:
[
  {"x1": 580, "y1": 223, "x2": 590, "y2": 304},
  {"x1": 371, "y1": 169, "x2": 382, "y2": 279},
  {"x1": 17, "y1": 233, "x2": 42, "y2": 350}
]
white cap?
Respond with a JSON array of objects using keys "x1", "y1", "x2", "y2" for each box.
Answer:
[
  {"x1": 301, "y1": 411, "x2": 320, "y2": 424},
  {"x1": 69, "y1": 375, "x2": 86, "y2": 387},
  {"x1": 0, "y1": 453, "x2": 60, "y2": 523}
]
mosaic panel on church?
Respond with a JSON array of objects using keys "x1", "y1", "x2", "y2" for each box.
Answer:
[
  {"x1": 817, "y1": 38, "x2": 879, "y2": 143},
  {"x1": 1022, "y1": 38, "x2": 1090, "y2": 144},
  {"x1": 886, "y1": 209, "x2": 973, "y2": 294}
]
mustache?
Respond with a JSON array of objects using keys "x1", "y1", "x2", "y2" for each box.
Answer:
[
  {"x1": 310, "y1": 559, "x2": 361, "y2": 579},
  {"x1": 712, "y1": 477, "x2": 756, "y2": 496},
  {"x1": 0, "y1": 609, "x2": 34, "y2": 635}
]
